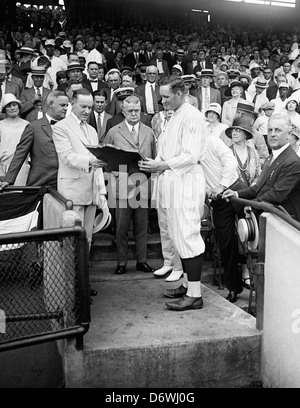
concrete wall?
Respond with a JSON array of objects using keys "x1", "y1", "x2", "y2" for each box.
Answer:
[{"x1": 260, "y1": 213, "x2": 300, "y2": 388}]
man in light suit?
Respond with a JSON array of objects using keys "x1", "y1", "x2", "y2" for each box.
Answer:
[
  {"x1": 104, "y1": 95, "x2": 156, "y2": 275},
  {"x1": 0, "y1": 90, "x2": 69, "y2": 190},
  {"x1": 87, "y1": 89, "x2": 112, "y2": 144},
  {"x1": 20, "y1": 66, "x2": 51, "y2": 122},
  {"x1": 52, "y1": 88, "x2": 107, "y2": 251},
  {"x1": 194, "y1": 69, "x2": 222, "y2": 113}
]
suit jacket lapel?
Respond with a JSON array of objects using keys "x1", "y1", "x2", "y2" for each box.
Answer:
[
  {"x1": 256, "y1": 147, "x2": 292, "y2": 192},
  {"x1": 41, "y1": 117, "x2": 53, "y2": 139},
  {"x1": 119, "y1": 121, "x2": 137, "y2": 149},
  {"x1": 65, "y1": 116, "x2": 90, "y2": 145}
]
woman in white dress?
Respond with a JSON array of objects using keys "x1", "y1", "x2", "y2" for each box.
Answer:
[{"x1": 0, "y1": 94, "x2": 30, "y2": 184}]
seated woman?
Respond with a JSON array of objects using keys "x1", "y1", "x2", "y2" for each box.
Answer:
[{"x1": 225, "y1": 116, "x2": 261, "y2": 289}]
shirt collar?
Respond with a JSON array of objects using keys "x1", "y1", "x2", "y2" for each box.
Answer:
[
  {"x1": 272, "y1": 143, "x2": 290, "y2": 160},
  {"x1": 71, "y1": 112, "x2": 83, "y2": 126},
  {"x1": 125, "y1": 120, "x2": 139, "y2": 133}
]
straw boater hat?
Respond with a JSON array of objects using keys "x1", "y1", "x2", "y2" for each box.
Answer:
[
  {"x1": 31, "y1": 66, "x2": 46, "y2": 76},
  {"x1": 92, "y1": 205, "x2": 111, "y2": 234},
  {"x1": 66, "y1": 62, "x2": 84, "y2": 72},
  {"x1": 255, "y1": 78, "x2": 268, "y2": 88},
  {"x1": 198, "y1": 69, "x2": 214, "y2": 77}
]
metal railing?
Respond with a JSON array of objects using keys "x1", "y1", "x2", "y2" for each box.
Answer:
[{"x1": 0, "y1": 186, "x2": 90, "y2": 352}]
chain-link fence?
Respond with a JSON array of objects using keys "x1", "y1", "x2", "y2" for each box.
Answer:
[{"x1": 0, "y1": 227, "x2": 90, "y2": 351}]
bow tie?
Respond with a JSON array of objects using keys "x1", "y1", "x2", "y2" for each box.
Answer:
[
  {"x1": 158, "y1": 59, "x2": 162, "y2": 62},
  {"x1": 50, "y1": 120, "x2": 57, "y2": 125},
  {"x1": 90, "y1": 80, "x2": 98, "y2": 83}
]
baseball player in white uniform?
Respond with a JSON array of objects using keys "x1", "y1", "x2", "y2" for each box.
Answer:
[{"x1": 139, "y1": 76, "x2": 208, "y2": 311}]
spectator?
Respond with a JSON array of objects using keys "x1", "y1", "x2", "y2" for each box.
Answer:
[
  {"x1": 0, "y1": 94, "x2": 30, "y2": 185},
  {"x1": 205, "y1": 102, "x2": 229, "y2": 138}
]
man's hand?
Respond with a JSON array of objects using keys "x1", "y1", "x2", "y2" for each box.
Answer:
[
  {"x1": 209, "y1": 186, "x2": 224, "y2": 201},
  {"x1": 0, "y1": 181, "x2": 9, "y2": 191},
  {"x1": 138, "y1": 158, "x2": 169, "y2": 173},
  {"x1": 95, "y1": 193, "x2": 108, "y2": 210},
  {"x1": 90, "y1": 156, "x2": 107, "y2": 169},
  {"x1": 222, "y1": 189, "x2": 238, "y2": 202}
]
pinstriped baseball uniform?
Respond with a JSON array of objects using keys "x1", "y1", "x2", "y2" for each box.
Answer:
[{"x1": 155, "y1": 102, "x2": 208, "y2": 258}]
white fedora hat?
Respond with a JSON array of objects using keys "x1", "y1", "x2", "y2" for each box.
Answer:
[{"x1": 92, "y1": 206, "x2": 111, "y2": 234}]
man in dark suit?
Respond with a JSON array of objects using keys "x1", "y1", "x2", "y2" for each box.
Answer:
[
  {"x1": 0, "y1": 90, "x2": 69, "y2": 190},
  {"x1": 173, "y1": 49, "x2": 188, "y2": 75},
  {"x1": 193, "y1": 48, "x2": 213, "y2": 75},
  {"x1": 104, "y1": 95, "x2": 156, "y2": 275},
  {"x1": 87, "y1": 89, "x2": 112, "y2": 144},
  {"x1": 187, "y1": 50, "x2": 199, "y2": 75},
  {"x1": 105, "y1": 88, "x2": 152, "y2": 133},
  {"x1": 84, "y1": 61, "x2": 110, "y2": 95},
  {"x1": 193, "y1": 69, "x2": 222, "y2": 113},
  {"x1": 135, "y1": 65, "x2": 162, "y2": 118},
  {"x1": 20, "y1": 66, "x2": 52, "y2": 122},
  {"x1": 224, "y1": 113, "x2": 300, "y2": 223},
  {"x1": 123, "y1": 40, "x2": 146, "y2": 70},
  {"x1": 267, "y1": 72, "x2": 293, "y2": 101},
  {"x1": 150, "y1": 48, "x2": 169, "y2": 81}
]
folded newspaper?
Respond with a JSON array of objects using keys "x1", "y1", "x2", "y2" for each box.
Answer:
[{"x1": 86, "y1": 144, "x2": 146, "y2": 172}]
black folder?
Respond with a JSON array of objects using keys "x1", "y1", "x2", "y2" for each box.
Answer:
[{"x1": 86, "y1": 144, "x2": 146, "y2": 172}]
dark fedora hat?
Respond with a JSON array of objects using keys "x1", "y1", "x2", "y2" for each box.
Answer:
[
  {"x1": 225, "y1": 117, "x2": 253, "y2": 140},
  {"x1": 236, "y1": 100, "x2": 257, "y2": 117}
]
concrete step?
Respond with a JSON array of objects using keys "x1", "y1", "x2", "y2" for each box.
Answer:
[
  {"x1": 90, "y1": 231, "x2": 163, "y2": 262},
  {"x1": 65, "y1": 263, "x2": 261, "y2": 388}
]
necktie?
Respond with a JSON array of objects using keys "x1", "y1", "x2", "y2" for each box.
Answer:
[
  {"x1": 80, "y1": 121, "x2": 90, "y2": 143},
  {"x1": 268, "y1": 153, "x2": 274, "y2": 166},
  {"x1": 50, "y1": 119, "x2": 57, "y2": 125},
  {"x1": 151, "y1": 84, "x2": 159, "y2": 114},
  {"x1": 131, "y1": 125, "x2": 138, "y2": 146},
  {"x1": 201, "y1": 62, "x2": 204, "y2": 69},
  {"x1": 97, "y1": 113, "x2": 102, "y2": 139},
  {"x1": 203, "y1": 87, "x2": 210, "y2": 113},
  {"x1": 36, "y1": 87, "x2": 42, "y2": 111},
  {"x1": 135, "y1": 53, "x2": 139, "y2": 63},
  {"x1": 252, "y1": 94, "x2": 257, "y2": 105}
]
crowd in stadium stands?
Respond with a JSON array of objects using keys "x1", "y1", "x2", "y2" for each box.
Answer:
[{"x1": 1, "y1": 4, "x2": 300, "y2": 308}]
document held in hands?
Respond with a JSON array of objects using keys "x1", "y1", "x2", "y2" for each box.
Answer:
[{"x1": 86, "y1": 144, "x2": 146, "y2": 172}]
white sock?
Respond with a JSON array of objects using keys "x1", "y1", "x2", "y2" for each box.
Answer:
[{"x1": 187, "y1": 281, "x2": 201, "y2": 298}]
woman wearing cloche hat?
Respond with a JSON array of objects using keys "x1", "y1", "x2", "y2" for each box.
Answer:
[
  {"x1": 0, "y1": 94, "x2": 30, "y2": 185},
  {"x1": 205, "y1": 102, "x2": 228, "y2": 138}
]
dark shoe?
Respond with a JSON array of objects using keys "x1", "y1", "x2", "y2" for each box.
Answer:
[
  {"x1": 90, "y1": 288, "x2": 97, "y2": 296},
  {"x1": 166, "y1": 295, "x2": 203, "y2": 311},
  {"x1": 136, "y1": 262, "x2": 155, "y2": 273},
  {"x1": 163, "y1": 284, "x2": 187, "y2": 298},
  {"x1": 226, "y1": 289, "x2": 243, "y2": 303},
  {"x1": 114, "y1": 265, "x2": 126, "y2": 275}
]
